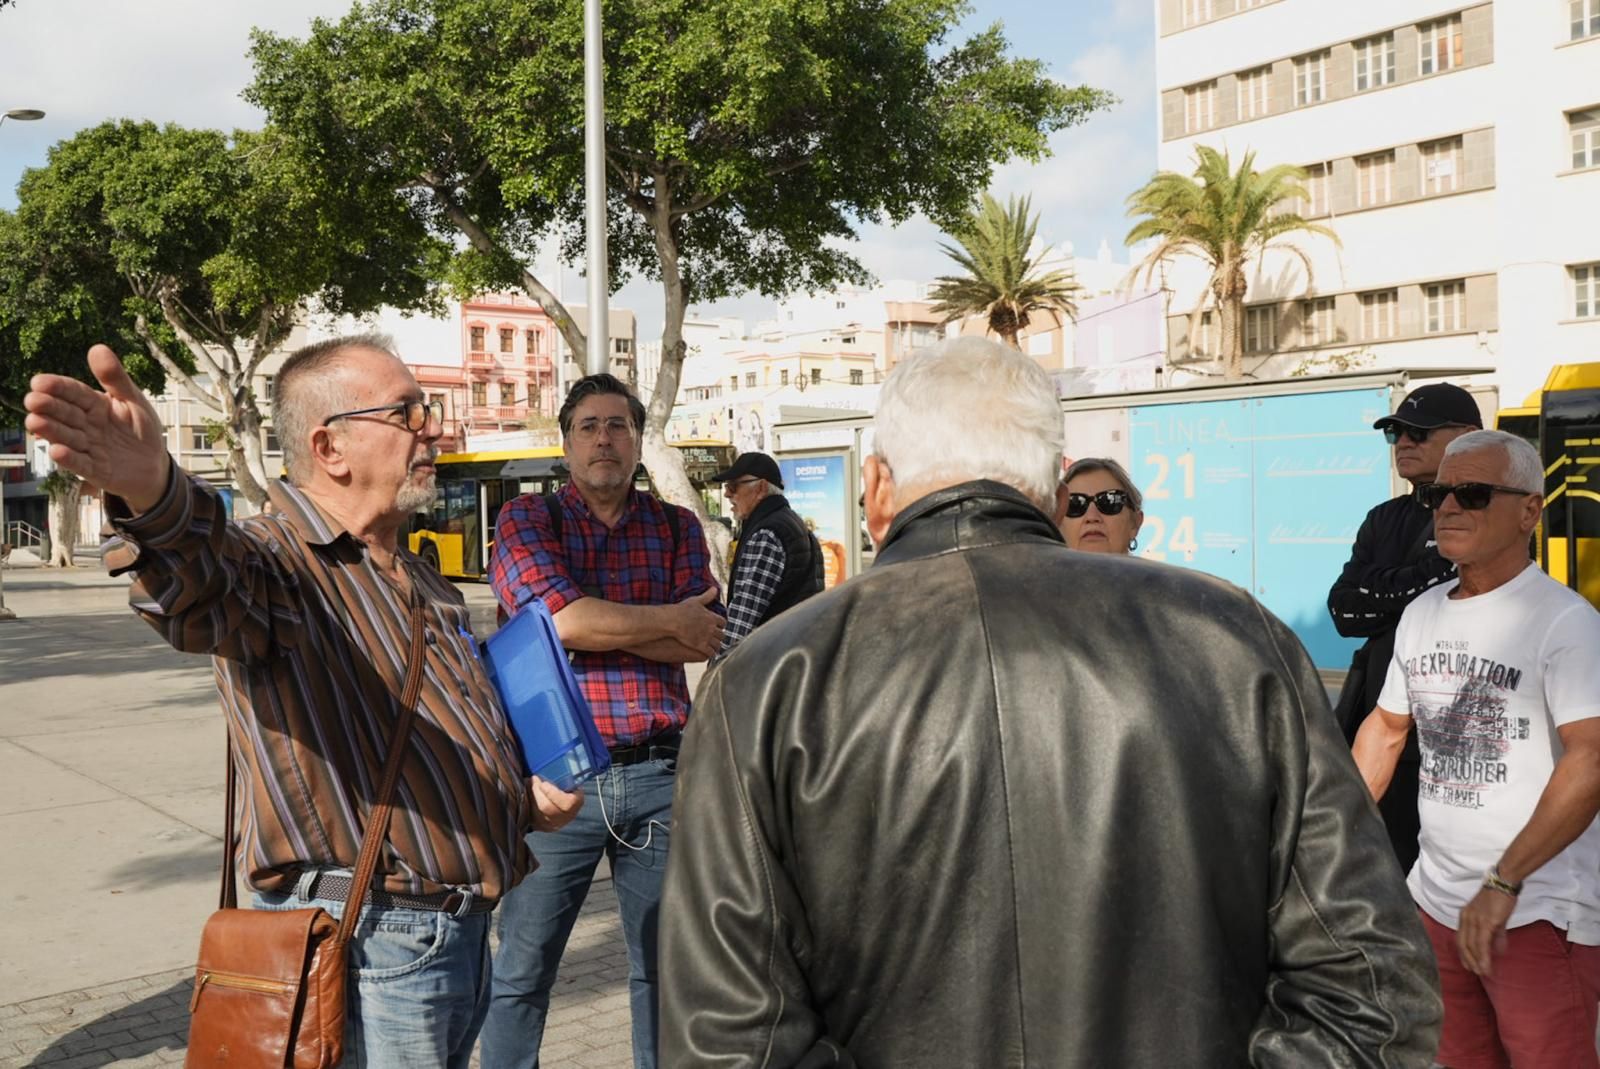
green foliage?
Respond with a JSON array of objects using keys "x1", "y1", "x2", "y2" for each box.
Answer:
[
  {"x1": 1125, "y1": 146, "x2": 1339, "y2": 379},
  {"x1": 38, "y1": 468, "x2": 81, "y2": 500},
  {"x1": 928, "y1": 192, "x2": 1079, "y2": 345}
]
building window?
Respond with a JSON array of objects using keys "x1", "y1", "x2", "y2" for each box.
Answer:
[
  {"x1": 615, "y1": 338, "x2": 633, "y2": 354},
  {"x1": 1298, "y1": 162, "x2": 1330, "y2": 217},
  {"x1": 1237, "y1": 66, "x2": 1271, "y2": 120},
  {"x1": 429, "y1": 392, "x2": 446, "y2": 412},
  {"x1": 263, "y1": 426, "x2": 279, "y2": 453},
  {"x1": 1574, "y1": 0, "x2": 1600, "y2": 41},
  {"x1": 1192, "y1": 310, "x2": 1215, "y2": 356},
  {"x1": 1573, "y1": 263, "x2": 1600, "y2": 319},
  {"x1": 1424, "y1": 281, "x2": 1465, "y2": 333},
  {"x1": 850, "y1": 369, "x2": 864, "y2": 385},
  {"x1": 470, "y1": 326, "x2": 485, "y2": 351},
  {"x1": 835, "y1": 300, "x2": 846, "y2": 309},
  {"x1": 1356, "y1": 150, "x2": 1395, "y2": 208},
  {"x1": 1360, "y1": 290, "x2": 1399, "y2": 339},
  {"x1": 1354, "y1": 33, "x2": 1396, "y2": 92},
  {"x1": 1571, "y1": 108, "x2": 1600, "y2": 170},
  {"x1": 1182, "y1": 0, "x2": 1212, "y2": 27},
  {"x1": 1301, "y1": 298, "x2": 1335, "y2": 347},
  {"x1": 840, "y1": 334, "x2": 856, "y2": 345},
  {"x1": 746, "y1": 372, "x2": 757, "y2": 388},
  {"x1": 1294, "y1": 51, "x2": 1327, "y2": 106},
  {"x1": 189, "y1": 427, "x2": 210, "y2": 452},
  {"x1": 525, "y1": 329, "x2": 540, "y2": 353},
  {"x1": 499, "y1": 327, "x2": 514, "y2": 353},
  {"x1": 260, "y1": 375, "x2": 274, "y2": 402},
  {"x1": 730, "y1": 375, "x2": 739, "y2": 392},
  {"x1": 1184, "y1": 81, "x2": 1217, "y2": 133},
  {"x1": 811, "y1": 368, "x2": 823, "y2": 385},
  {"x1": 1420, "y1": 136, "x2": 1463, "y2": 195},
  {"x1": 500, "y1": 382, "x2": 516, "y2": 406},
  {"x1": 471, "y1": 381, "x2": 487, "y2": 406},
  {"x1": 1419, "y1": 16, "x2": 1463, "y2": 76},
  {"x1": 780, "y1": 369, "x2": 789, "y2": 385},
  {"x1": 1245, "y1": 306, "x2": 1277, "y2": 353}
]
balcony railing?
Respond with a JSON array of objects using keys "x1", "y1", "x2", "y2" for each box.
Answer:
[
  {"x1": 465, "y1": 351, "x2": 497, "y2": 368},
  {"x1": 468, "y1": 406, "x2": 529, "y2": 423}
]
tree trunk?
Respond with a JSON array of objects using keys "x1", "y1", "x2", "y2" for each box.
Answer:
[
  {"x1": 46, "y1": 480, "x2": 82, "y2": 568},
  {"x1": 1219, "y1": 298, "x2": 1243, "y2": 381},
  {"x1": 642, "y1": 184, "x2": 730, "y2": 589},
  {"x1": 231, "y1": 392, "x2": 271, "y2": 513}
]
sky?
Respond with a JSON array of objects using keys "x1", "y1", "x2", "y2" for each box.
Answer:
[{"x1": 0, "y1": 0, "x2": 1156, "y2": 354}]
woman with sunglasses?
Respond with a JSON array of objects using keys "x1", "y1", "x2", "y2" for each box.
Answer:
[{"x1": 1059, "y1": 457, "x2": 1145, "y2": 555}]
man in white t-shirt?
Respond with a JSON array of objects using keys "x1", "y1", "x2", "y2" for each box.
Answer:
[{"x1": 1353, "y1": 429, "x2": 1600, "y2": 1069}]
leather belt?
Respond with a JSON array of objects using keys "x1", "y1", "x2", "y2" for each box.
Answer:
[
  {"x1": 608, "y1": 732, "x2": 682, "y2": 767},
  {"x1": 305, "y1": 873, "x2": 496, "y2": 917}
]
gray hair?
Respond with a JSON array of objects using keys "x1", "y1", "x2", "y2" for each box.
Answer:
[
  {"x1": 873, "y1": 337, "x2": 1063, "y2": 509},
  {"x1": 1062, "y1": 457, "x2": 1143, "y2": 512},
  {"x1": 272, "y1": 332, "x2": 398, "y2": 485},
  {"x1": 1443, "y1": 429, "x2": 1543, "y2": 493}
]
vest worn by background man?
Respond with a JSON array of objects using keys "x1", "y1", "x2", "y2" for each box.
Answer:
[{"x1": 731, "y1": 493, "x2": 823, "y2": 625}]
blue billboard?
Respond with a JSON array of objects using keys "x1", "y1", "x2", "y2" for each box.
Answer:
[{"x1": 1129, "y1": 388, "x2": 1394, "y2": 669}]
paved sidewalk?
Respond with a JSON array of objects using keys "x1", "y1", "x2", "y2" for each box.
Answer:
[{"x1": 0, "y1": 561, "x2": 639, "y2": 1067}]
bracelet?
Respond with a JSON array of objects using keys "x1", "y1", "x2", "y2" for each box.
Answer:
[{"x1": 1483, "y1": 865, "x2": 1523, "y2": 898}]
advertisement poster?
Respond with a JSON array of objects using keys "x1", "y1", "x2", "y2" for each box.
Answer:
[
  {"x1": 779, "y1": 452, "x2": 852, "y2": 588},
  {"x1": 1129, "y1": 387, "x2": 1393, "y2": 669}
]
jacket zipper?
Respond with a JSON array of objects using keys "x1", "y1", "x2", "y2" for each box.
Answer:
[{"x1": 190, "y1": 969, "x2": 295, "y2": 1011}]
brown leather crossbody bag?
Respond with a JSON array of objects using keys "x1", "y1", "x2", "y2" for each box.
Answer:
[{"x1": 185, "y1": 596, "x2": 428, "y2": 1069}]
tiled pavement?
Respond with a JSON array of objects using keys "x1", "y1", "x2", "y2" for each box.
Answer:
[{"x1": 0, "y1": 881, "x2": 635, "y2": 1069}]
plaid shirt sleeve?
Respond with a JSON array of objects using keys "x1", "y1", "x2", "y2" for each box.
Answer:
[
  {"x1": 669, "y1": 504, "x2": 725, "y2": 613},
  {"x1": 489, "y1": 494, "x2": 585, "y2": 617},
  {"x1": 717, "y1": 529, "x2": 785, "y2": 656}
]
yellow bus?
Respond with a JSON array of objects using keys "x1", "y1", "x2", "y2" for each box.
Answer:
[
  {"x1": 409, "y1": 441, "x2": 738, "y2": 580},
  {"x1": 408, "y1": 447, "x2": 565, "y2": 579},
  {"x1": 1494, "y1": 362, "x2": 1600, "y2": 610}
]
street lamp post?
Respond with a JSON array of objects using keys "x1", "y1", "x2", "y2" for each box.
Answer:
[
  {"x1": 0, "y1": 455, "x2": 24, "y2": 621},
  {"x1": 0, "y1": 108, "x2": 46, "y2": 129},
  {"x1": 582, "y1": 0, "x2": 609, "y2": 377}
]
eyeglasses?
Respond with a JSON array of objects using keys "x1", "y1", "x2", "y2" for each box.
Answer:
[
  {"x1": 571, "y1": 416, "x2": 637, "y2": 443},
  {"x1": 724, "y1": 478, "x2": 761, "y2": 493},
  {"x1": 1415, "y1": 482, "x2": 1536, "y2": 511},
  {"x1": 1066, "y1": 489, "x2": 1132, "y2": 518},
  {"x1": 322, "y1": 399, "x2": 443, "y2": 432},
  {"x1": 1383, "y1": 424, "x2": 1463, "y2": 446}
]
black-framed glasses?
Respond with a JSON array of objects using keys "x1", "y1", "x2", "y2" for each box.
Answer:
[
  {"x1": 1383, "y1": 424, "x2": 1462, "y2": 446},
  {"x1": 1415, "y1": 482, "x2": 1535, "y2": 511},
  {"x1": 1066, "y1": 489, "x2": 1131, "y2": 518},
  {"x1": 322, "y1": 399, "x2": 444, "y2": 432},
  {"x1": 723, "y1": 478, "x2": 761, "y2": 493}
]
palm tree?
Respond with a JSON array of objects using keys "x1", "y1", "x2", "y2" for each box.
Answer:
[
  {"x1": 929, "y1": 193, "x2": 1080, "y2": 349},
  {"x1": 1126, "y1": 146, "x2": 1339, "y2": 380}
]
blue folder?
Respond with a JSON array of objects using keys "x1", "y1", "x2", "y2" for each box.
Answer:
[{"x1": 481, "y1": 598, "x2": 611, "y2": 792}]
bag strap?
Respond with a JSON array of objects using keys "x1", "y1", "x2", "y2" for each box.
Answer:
[{"x1": 217, "y1": 590, "x2": 432, "y2": 948}]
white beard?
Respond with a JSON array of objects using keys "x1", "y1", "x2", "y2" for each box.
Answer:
[{"x1": 395, "y1": 473, "x2": 438, "y2": 514}]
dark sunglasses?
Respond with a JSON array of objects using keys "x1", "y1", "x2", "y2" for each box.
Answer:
[
  {"x1": 1383, "y1": 424, "x2": 1462, "y2": 445},
  {"x1": 1066, "y1": 489, "x2": 1131, "y2": 518},
  {"x1": 1415, "y1": 482, "x2": 1535, "y2": 511}
]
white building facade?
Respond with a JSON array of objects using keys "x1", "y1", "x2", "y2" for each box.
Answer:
[{"x1": 1156, "y1": 0, "x2": 1600, "y2": 404}]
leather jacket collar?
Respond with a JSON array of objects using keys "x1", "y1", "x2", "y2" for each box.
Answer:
[{"x1": 874, "y1": 480, "x2": 1063, "y2": 568}]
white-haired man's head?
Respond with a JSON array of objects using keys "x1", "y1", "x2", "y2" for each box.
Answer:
[{"x1": 865, "y1": 337, "x2": 1064, "y2": 542}]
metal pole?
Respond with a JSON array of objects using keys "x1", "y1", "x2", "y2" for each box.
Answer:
[
  {"x1": 0, "y1": 459, "x2": 21, "y2": 621},
  {"x1": 583, "y1": 0, "x2": 610, "y2": 377}
]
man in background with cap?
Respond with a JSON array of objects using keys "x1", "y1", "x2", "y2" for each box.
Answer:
[
  {"x1": 1328, "y1": 381, "x2": 1483, "y2": 871},
  {"x1": 710, "y1": 451, "x2": 823, "y2": 660}
]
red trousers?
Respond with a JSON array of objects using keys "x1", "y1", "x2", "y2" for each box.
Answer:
[{"x1": 1422, "y1": 910, "x2": 1600, "y2": 1069}]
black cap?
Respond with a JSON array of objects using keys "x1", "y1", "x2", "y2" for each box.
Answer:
[
  {"x1": 1373, "y1": 383, "x2": 1483, "y2": 432},
  {"x1": 710, "y1": 451, "x2": 783, "y2": 489}
]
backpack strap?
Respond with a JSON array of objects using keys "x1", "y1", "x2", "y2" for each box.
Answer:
[{"x1": 543, "y1": 493, "x2": 563, "y2": 544}]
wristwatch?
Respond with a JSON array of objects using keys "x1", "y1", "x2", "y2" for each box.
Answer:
[{"x1": 1483, "y1": 865, "x2": 1523, "y2": 898}]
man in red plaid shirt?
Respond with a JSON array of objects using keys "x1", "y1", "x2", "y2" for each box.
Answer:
[{"x1": 481, "y1": 373, "x2": 724, "y2": 1069}]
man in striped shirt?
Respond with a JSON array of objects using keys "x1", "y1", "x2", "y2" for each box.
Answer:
[{"x1": 22, "y1": 336, "x2": 585, "y2": 1069}]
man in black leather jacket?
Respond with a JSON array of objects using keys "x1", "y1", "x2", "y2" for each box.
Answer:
[
  {"x1": 1328, "y1": 383, "x2": 1481, "y2": 873},
  {"x1": 660, "y1": 338, "x2": 1441, "y2": 1068}
]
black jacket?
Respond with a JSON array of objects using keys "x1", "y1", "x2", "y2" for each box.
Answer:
[
  {"x1": 732, "y1": 492, "x2": 823, "y2": 625},
  {"x1": 1327, "y1": 494, "x2": 1457, "y2": 743},
  {"x1": 661, "y1": 481, "x2": 1440, "y2": 1068}
]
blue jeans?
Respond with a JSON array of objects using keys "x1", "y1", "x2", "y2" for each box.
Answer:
[
  {"x1": 253, "y1": 873, "x2": 493, "y2": 1069},
  {"x1": 480, "y1": 757, "x2": 675, "y2": 1069}
]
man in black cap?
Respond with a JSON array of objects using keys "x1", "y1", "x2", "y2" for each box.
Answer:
[
  {"x1": 710, "y1": 451, "x2": 823, "y2": 659},
  {"x1": 1328, "y1": 381, "x2": 1483, "y2": 871}
]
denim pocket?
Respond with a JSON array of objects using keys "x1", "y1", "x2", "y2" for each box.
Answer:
[{"x1": 350, "y1": 908, "x2": 450, "y2": 982}]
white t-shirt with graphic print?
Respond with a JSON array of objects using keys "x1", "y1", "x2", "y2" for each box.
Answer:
[{"x1": 1378, "y1": 562, "x2": 1600, "y2": 940}]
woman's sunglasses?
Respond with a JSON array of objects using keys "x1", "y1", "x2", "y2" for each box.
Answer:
[
  {"x1": 1066, "y1": 489, "x2": 1131, "y2": 518},
  {"x1": 1415, "y1": 482, "x2": 1534, "y2": 511}
]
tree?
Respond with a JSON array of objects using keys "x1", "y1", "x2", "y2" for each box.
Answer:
[
  {"x1": 38, "y1": 469, "x2": 81, "y2": 568},
  {"x1": 3, "y1": 120, "x2": 446, "y2": 509},
  {"x1": 928, "y1": 192, "x2": 1080, "y2": 348},
  {"x1": 1125, "y1": 146, "x2": 1339, "y2": 380},
  {"x1": 248, "y1": 0, "x2": 1111, "y2": 557}
]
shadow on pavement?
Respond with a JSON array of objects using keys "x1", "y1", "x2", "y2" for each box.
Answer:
[
  {"x1": 28, "y1": 979, "x2": 191, "y2": 1066},
  {"x1": 96, "y1": 843, "x2": 220, "y2": 893}
]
